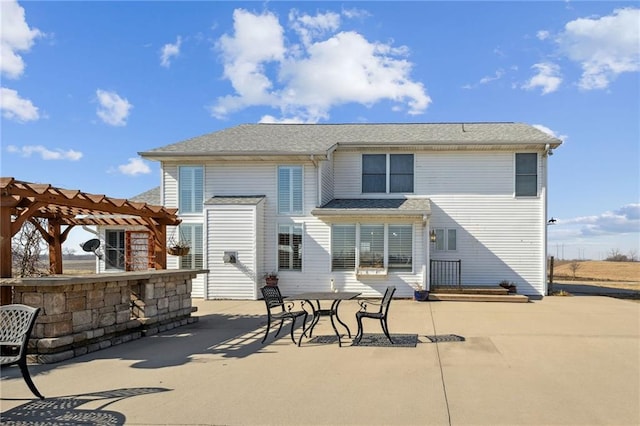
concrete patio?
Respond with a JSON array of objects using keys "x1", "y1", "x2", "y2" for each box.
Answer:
[{"x1": 1, "y1": 296, "x2": 639, "y2": 425}]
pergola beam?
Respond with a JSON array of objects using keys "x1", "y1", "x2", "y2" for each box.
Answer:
[{"x1": 0, "y1": 177, "x2": 181, "y2": 280}]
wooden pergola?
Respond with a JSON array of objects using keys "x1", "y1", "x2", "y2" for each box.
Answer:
[{"x1": 0, "y1": 177, "x2": 181, "y2": 280}]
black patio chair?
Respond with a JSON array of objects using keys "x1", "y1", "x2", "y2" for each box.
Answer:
[
  {"x1": 260, "y1": 286, "x2": 308, "y2": 346},
  {"x1": 1, "y1": 304, "x2": 45, "y2": 399},
  {"x1": 354, "y1": 286, "x2": 396, "y2": 345}
]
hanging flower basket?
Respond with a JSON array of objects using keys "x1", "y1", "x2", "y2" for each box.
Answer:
[{"x1": 168, "y1": 246, "x2": 190, "y2": 256}]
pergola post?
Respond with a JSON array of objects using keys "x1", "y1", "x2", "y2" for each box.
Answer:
[
  {"x1": 1, "y1": 205, "x2": 13, "y2": 304},
  {"x1": 153, "y1": 224, "x2": 167, "y2": 270},
  {"x1": 47, "y1": 220, "x2": 64, "y2": 275}
]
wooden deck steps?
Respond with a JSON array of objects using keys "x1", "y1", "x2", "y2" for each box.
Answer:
[{"x1": 429, "y1": 286, "x2": 530, "y2": 302}]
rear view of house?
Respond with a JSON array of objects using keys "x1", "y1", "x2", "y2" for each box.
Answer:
[{"x1": 138, "y1": 123, "x2": 561, "y2": 299}]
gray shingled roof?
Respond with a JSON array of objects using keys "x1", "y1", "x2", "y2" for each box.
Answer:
[
  {"x1": 312, "y1": 198, "x2": 430, "y2": 217},
  {"x1": 130, "y1": 186, "x2": 161, "y2": 205},
  {"x1": 139, "y1": 123, "x2": 562, "y2": 158}
]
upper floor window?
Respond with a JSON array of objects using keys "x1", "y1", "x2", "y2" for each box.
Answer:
[
  {"x1": 362, "y1": 154, "x2": 414, "y2": 193},
  {"x1": 278, "y1": 166, "x2": 303, "y2": 214},
  {"x1": 179, "y1": 166, "x2": 203, "y2": 213},
  {"x1": 278, "y1": 224, "x2": 303, "y2": 271},
  {"x1": 515, "y1": 153, "x2": 537, "y2": 197},
  {"x1": 179, "y1": 224, "x2": 203, "y2": 270}
]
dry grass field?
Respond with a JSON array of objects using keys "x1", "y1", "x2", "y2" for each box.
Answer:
[{"x1": 553, "y1": 260, "x2": 639, "y2": 282}]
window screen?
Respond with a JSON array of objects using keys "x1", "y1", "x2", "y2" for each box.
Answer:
[
  {"x1": 390, "y1": 154, "x2": 414, "y2": 193},
  {"x1": 362, "y1": 154, "x2": 387, "y2": 193},
  {"x1": 278, "y1": 224, "x2": 303, "y2": 271},
  {"x1": 179, "y1": 224, "x2": 203, "y2": 269},
  {"x1": 179, "y1": 166, "x2": 203, "y2": 213},
  {"x1": 332, "y1": 225, "x2": 356, "y2": 271},
  {"x1": 105, "y1": 230, "x2": 125, "y2": 270},
  {"x1": 359, "y1": 225, "x2": 384, "y2": 268},
  {"x1": 388, "y1": 225, "x2": 412, "y2": 271},
  {"x1": 515, "y1": 153, "x2": 537, "y2": 196},
  {"x1": 278, "y1": 166, "x2": 303, "y2": 214}
]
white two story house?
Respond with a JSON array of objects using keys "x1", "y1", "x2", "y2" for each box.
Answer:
[{"x1": 138, "y1": 123, "x2": 561, "y2": 299}]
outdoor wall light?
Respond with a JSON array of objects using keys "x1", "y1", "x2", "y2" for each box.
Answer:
[
  {"x1": 429, "y1": 230, "x2": 437, "y2": 243},
  {"x1": 223, "y1": 251, "x2": 237, "y2": 263}
]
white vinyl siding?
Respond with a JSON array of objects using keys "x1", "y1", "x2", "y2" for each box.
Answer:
[
  {"x1": 429, "y1": 196, "x2": 544, "y2": 295},
  {"x1": 207, "y1": 205, "x2": 262, "y2": 300},
  {"x1": 179, "y1": 166, "x2": 204, "y2": 213},
  {"x1": 278, "y1": 166, "x2": 303, "y2": 214}
]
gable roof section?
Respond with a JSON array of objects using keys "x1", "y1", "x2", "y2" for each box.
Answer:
[
  {"x1": 139, "y1": 123, "x2": 562, "y2": 160},
  {"x1": 311, "y1": 198, "x2": 430, "y2": 218}
]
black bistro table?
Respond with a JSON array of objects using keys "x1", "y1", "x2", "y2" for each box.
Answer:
[{"x1": 286, "y1": 292, "x2": 361, "y2": 347}]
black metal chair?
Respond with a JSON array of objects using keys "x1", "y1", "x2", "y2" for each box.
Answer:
[
  {"x1": 260, "y1": 286, "x2": 308, "y2": 346},
  {"x1": 354, "y1": 286, "x2": 396, "y2": 345},
  {"x1": 0, "y1": 304, "x2": 45, "y2": 399}
]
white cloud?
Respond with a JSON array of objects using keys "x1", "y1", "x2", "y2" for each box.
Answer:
[
  {"x1": 160, "y1": 36, "x2": 182, "y2": 68},
  {"x1": 6, "y1": 144, "x2": 82, "y2": 161},
  {"x1": 536, "y1": 30, "x2": 550, "y2": 41},
  {"x1": 532, "y1": 124, "x2": 568, "y2": 142},
  {"x1": 0, "y1": 0, "x2": 42, "y2": 79},
  {"x1": 289, "y1": 9, "x2": 340, "y2": 47},
  {"x1": 117, "y1": 158, "x2": 151, "y2": 176},
  {"x1": 212, "y1": 8, "x2": 430, "y2": 123},
  {"x1": 96, "y1": 89, "x2": 132, "y2": 126},
  {"x1": 0, "y1": 87, "x2": 39, "y2": 122},
  {"x1": 556, "y1": 8, "x2": 640, "y2": 90},
  {"x1": 558, "y1": 204, "x2": 640, "y2": 236},
  {"x1": 522, "y1": 62, "x2": 562, "y2": 94},
  {"x1": 462, "y1": 69, "x2": 505, "y2": 89}
]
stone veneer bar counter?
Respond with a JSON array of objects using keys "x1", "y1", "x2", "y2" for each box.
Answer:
[{"x1": 0, "y1": 269, "x2": 206, "y2": 363}]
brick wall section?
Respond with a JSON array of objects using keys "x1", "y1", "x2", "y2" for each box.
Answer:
[{"x1": 2, "y1": 270, "x2": 204, "y2": 364}]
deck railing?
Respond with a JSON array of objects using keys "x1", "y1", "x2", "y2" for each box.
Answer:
[{"x1": 430, "y1": 259, "x2": 462, "y2": 289}]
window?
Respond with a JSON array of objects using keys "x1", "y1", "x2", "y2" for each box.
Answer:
[
  {"x1": 434, "y1": 228, "x2": 457, "y2": 252},
  {"x1": 515, "y1": 153, "x2": 537, "y2": 196},
  {"x1": 278, "y1": 166, "x2": 303, "y2": 214},
  {"x1": 105, "y1": 229, "x2": 125, "y2": 270},
  {"x1": 332, "y1": 225, "x2": 356, "y2": 270},
  {"x1": 360, "y1": 225, "x2": 385, "y2": 268},
  {"x1": 388, "y1": 225, "x2": 413, "y2": 271},
  {"x1": 390, "y1": 154, "x2": 414, "y2": 193},
  {"x1": 179, "y1": 224, "x2": 203, "y2": 269},
  {"x1": 278, "y1": 224, "x2": 303, "y2": 271},
  {"x1": 179, "y1": 166, "x2": 203, "y2": 213},
  {"x1": 362, "y1": 154, "x2": 414, "y2": 193},
  {"x1": 331, "y1": 224, "x2": 413, "y2": 272}
]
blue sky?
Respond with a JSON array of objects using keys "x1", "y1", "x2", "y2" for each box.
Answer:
[{"x1": 1, "y1": 1, "x2": 638, "y2": 260}]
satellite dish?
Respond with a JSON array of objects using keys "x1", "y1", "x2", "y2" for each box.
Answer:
[
  {"x1": 81, "y1": 239, "x2": 101, "y2": 252},
  {"x1": 81, "y1": 239, "x2": 103, "y2": 259}
]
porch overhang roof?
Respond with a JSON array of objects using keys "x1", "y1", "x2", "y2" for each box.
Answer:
[{"x1": 311, "y1": 198, "x2": 431, "y2": 219}]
